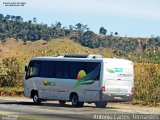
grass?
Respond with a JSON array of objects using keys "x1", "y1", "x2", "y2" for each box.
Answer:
[
  {"x1": 0, "y1": 38, "x2": 113, "y2": 62},
  {"x1": 134, "y1": 63, "x2": 160, "y2": 103}
]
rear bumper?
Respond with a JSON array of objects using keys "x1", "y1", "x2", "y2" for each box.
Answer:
[{"x1": 101, "y1": 93, "x2": 133, "y2": 102}]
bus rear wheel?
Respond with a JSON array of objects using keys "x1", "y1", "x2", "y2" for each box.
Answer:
[
  {"x1": 71, "y1": 94, "x2": 79, "y2": 107},
  {"x1": 95, "y1": 101, "x2": 107, "y2": 108},
  {"x1": 71, "y1": 94, "x2": 84, "y2": 107}
]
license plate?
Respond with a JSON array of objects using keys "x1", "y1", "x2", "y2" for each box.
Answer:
[{"x1": 114, "y1": 97, "x2": 122, "y2": 100}]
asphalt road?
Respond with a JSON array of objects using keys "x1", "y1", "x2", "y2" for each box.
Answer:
[{"x1": 0, "y1": 99, "x2": 159, "y2": 120}]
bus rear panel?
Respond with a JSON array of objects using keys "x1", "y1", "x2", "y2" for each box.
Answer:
[{"x1": 101, "y1": 59, "x2": 134, "y2": 102}]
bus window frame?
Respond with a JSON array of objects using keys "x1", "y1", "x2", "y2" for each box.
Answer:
[{"x1": 25, "y1": 60, "x2": 40, "y2": 80}]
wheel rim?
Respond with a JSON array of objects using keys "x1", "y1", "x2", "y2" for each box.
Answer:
[
  {"x1": 33, "y1": 95, "x2": 38, "y2": 102},
  {"x1": 72, "y1": 96, "x2": 77, "y2": 105}
]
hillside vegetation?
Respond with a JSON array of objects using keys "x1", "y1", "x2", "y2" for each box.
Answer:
[
  {"x1": 0, "y1": 39, "x2": 159, "y2": 103},
  {"x1": 0, "y1": 14, "x2": 160, "y2": 63},
  {"x1": 134, "y1": 63, "x2": 160, "y2": 103}
]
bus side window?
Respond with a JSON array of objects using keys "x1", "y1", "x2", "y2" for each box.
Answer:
[
  {"x1": 26, "y1": 62, "x2": 40, "y2": 79},
  {"x1": 85, "y1": 62, "x2": 100, "y2": 80},
  {"x1": 55, "y1": 61, "x2": 69, "y2": 79},
  {"x1": 69, "y1": 62, "x2": 85, "y2": 79},
  {"x1": 39, "y1": 61, "x2": 55, "y2": 78}
]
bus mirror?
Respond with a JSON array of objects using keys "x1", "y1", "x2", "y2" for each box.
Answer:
[{"x1": 25, "y1": 65, "x2": 28, "y2": 72}]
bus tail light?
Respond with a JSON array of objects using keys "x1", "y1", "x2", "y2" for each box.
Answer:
[
  {"x1": 131, "y1": 87, "x2": 134, "y2": 93},
  {"x1": 101, "y1": 86, "x2": 105, "y2": 92}
]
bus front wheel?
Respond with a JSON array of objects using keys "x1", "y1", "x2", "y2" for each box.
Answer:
[
  {"x1": 33, "y1": 93, "x2": 41, "y2": 104},
  {"x1": 95, "y1": 101, "x2": 107, "y2": 108}
]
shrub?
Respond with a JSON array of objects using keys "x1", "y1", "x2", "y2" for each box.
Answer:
[
  {"x1": 134, "y1": 63, "x2": 160, "y2": 102},
  {"x1": 0, "y1": 57, "x2": 25, "y2": 87}
]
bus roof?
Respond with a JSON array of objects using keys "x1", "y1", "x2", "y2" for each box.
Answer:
[{"x1": 30, "y1": 56, "x2": 132, "y2": 63}]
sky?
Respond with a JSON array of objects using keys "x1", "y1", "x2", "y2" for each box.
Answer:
[{"x1": 1, "y1": 0, "x2": 160, "y2": 38}]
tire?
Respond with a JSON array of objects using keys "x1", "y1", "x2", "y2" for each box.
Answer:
[
  {"x1": 59, "y1": 100, "x2": 66, "y2": 105},
  {"x1": 71, "y1": 94, "x2": 79, "y2": 107},
  {"x1": 33, "y1": 93, "x2": 41, "y2": 104},
  {"x1": 95, "y1": 101, "x2": 107, "y2": 108}
]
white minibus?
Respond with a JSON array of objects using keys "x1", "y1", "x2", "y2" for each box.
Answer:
[{"x1": 24, "y1": 54, "x2": 134, "y2": 108}]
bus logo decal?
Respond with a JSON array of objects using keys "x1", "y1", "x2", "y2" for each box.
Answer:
[
  {"x1": 107, "y1": 68, "x2": 123, "y2": 73},
  {"x1": 74, "y1": 64, "x2": 100, "y2": 88},
  {"x1": 107, "y1": 68, "x2": 115, "y2": 73},
  {"x1": 43, "y1": 80, "x2": 56, "y2": 86}
]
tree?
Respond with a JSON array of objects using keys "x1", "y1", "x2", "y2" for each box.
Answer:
[
  {"x1": 15, "y1": 16, "x2": 23, "y2": 22},
  {"x1": 99, "y1": 27, "x2": 107, "y2": 35},
  {"x1": 75, "y1": 23, "x2": 89, "y2": 32},
  {"x1": 1, "y1": 57, "x2": 24, "y2": 87},
  {"x1": 115, "y1": 32, "x2": 118, "y2": 36},
  {"x1": 11, "y1": 15, "x2": 15, "y2": 21},
  {"x1": 4, "y1": 15, "x2": 11, "y2": 21},
  {"x1": 75, "y1": 23, "x2": 84, "y2": 32},
  {"x1": 33, "y1": 17, "x2": 37, "y2": 23},
  {"x1": 55, "y1": 22, "x2": 61, "y2": 29},
  {"x1": 75, "y1": 23, "x2": 82, "y2": 30},
  {"x1": 28, "y1": 20, "x2": 32, "y2": 24}
]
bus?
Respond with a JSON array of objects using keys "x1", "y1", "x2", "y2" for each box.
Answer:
[{"x1": 24, "y1": 54, "x2": 134, "y2": 108}]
